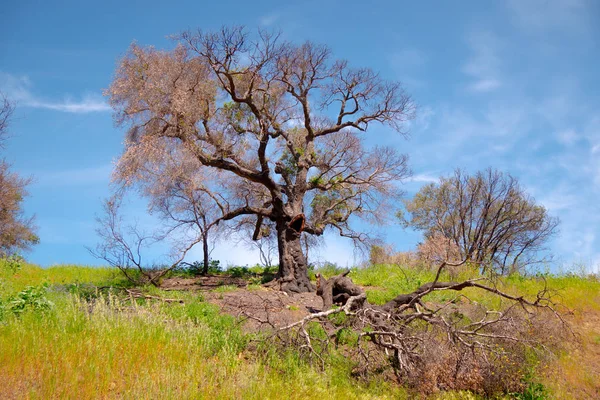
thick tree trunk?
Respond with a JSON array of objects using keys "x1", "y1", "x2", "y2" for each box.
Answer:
[
  {"x1": 270, "y1": 218, "x2": 315, "y2": 294},
  {"x1": 202, "y1": 231, "x2": 209, "y2": 275}
]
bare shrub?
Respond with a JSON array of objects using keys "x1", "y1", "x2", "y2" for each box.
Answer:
[
  {"x1": 257, "y1": 263, "x2": 570, "y2": 397},
  {"x1": 369, "y1": 244, "x2": 419, "y2": 267},
  {"x1": 401, "y1": 168, "x2": 559, "y2": 275},
  {"x1": 417, "y1": 232, "x2": 463, "y2": 278}
]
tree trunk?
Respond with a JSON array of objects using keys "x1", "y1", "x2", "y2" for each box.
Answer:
[
  {"x1": 271, "y1": 218, "x2": 315, "y2": 294},
  {"x1": 202, "y1": 231, "x2": 209, "y2": 275}
]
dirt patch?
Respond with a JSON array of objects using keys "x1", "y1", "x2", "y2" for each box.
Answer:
[
  {"x1": 206, "y1": 288, "x2": 324, "y2": 330},
  {"x1": 161, "y1": 275, "x2": 249, "y2": 291},
  {"x1": 160, "y1": 276, "x2": 327, "y2": 329},
  {"x1": 160, "y1": 277, "x2": 393, "y2": 329}
]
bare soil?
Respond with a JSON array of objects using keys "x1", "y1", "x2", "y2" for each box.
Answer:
[
  {"x1": 161, "y1": 275, "x2": 249, "y2": 291},
  {"x1": 161, "y1": 276, "x2": 326, "y2": 329}
]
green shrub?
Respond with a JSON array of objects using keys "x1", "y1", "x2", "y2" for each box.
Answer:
[
  {"x1": 5, "y1": 283, "x2": 54, "y2": 316},
  {"x1": 315, "y1": 262, "x2": 347, "y2": 278}
]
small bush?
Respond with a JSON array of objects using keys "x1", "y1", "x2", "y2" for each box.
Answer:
[
  {"x1": 229, "y1": 266, "x2": 252, "y2": 278},
  {"x1": 5, "y1": 283, "x2": 54, "y2": 316},
  {"x1": 315, "y1": 262, "x2": 346, "y2": 278}
]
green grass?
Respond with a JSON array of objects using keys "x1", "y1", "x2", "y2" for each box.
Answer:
[{"x1": 0, "y1": 259, "x2": 125, "y2": 295}]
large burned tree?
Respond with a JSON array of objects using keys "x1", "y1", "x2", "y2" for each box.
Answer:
[{"x1": 108, "y1": 27, "x2": 414, "y2": 293}]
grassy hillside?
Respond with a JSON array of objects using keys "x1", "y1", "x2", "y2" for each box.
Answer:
[{"x1": 1, "y1": 259, "x2": 598, "y2": 399}]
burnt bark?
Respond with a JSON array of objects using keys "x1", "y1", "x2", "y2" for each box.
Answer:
[
  {"x1": 269, "y1": 217, "x2": 315, "y2": 294},
  {"x1": 202, "y1": 231, "x2": 209, "y2": 275},
  {"x1": 316, "y1": 270, "x2": 365, "y2": 310}
]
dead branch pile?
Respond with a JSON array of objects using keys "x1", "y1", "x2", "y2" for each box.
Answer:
[{"x1": 252, "y1": 262, "x2": 570, "y2": 396}]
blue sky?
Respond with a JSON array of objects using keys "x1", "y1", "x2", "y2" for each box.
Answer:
[{"x1": 1, "y1": 0, "x2": 599, "y2": 272}]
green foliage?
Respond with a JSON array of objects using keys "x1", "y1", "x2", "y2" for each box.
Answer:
[
  {"x1": 2, "y1": 254, "x2": 23, "y2": 274},
  {"x1": 511, "y1": 381, "x2": 549, "y2": 400},
  {"x1": 0, "y1": 262, "x2": 414, "y2": 398},
  {"x1": 334, "y1": 327, "x2": 358, "y2": 346},
  {"x1": 184, "y1": 259, "x2": 222, "y2": 275},
  {"x1": 213, "y1": 284, "x2": 238, "y2": 294},
  {"x1": 228, "y1": 266, "x2": 253, "y2": 278},
  {"x1": 309, "y1": 175, "x2": 325, "y2": 187},
  {"x1": 306, "y1": 321, "x2": 328, "y2": 340},
  {"x1": 3, "y1": 283, "x2": 54, "y2": 316},
  {"x1": 328, "y1": 308, "x2": 348, "y2": 325},
  {"x1": 315, "y1": 262, "x2": 347, "y2": 278},
  {"x1": 278, "y1": 150, "x2": 299, "y2": 176},
  {"x1": 2, "y1": 261, "x2": 599, "y2": 398}
]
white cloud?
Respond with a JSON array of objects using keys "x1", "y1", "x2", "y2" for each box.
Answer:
[
  {"x1": 310, "y1": 233, "x2": 361, "y2": 267},
  {"x1": 411, "y1": 173, "x2": 438, "y2": 183},
  {"x1": 0, "y1": 71, "x2": 110, "y2": 113},
  {"x1": 25, "y1": 96, "x2": 110, "y2": 113},
  {"x1": 537, "y1": 190, "x2": 578, "y2": 212},
  {"x1": 204, "y1": 236, "x2": 263, "y2": 268},
  {"x1": 190, "y1": 230, "x2": 361, "y2": 268},
  {"x1": 469, "y1": 78, "x2": 501, "y2": 92}
]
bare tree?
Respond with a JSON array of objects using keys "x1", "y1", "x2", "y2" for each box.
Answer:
[
  {"x1": 0, "y1": 94, "x2": 38, "y2": 257},
  {"x1": 107, "y1": 27, "x2": 414, "y2": 293},
  {"x1": 134, "y1": 147, "x2": 227, "y2": 276},
  {"x1": 90, "y1": 194, "x2": 202, "y2": 285},
  {"x1": 0, "y1": 96, "x2": 13, "y2": 147},
  {"x1": 400, "y1": 168, "x2": 559, "y2": 274}
]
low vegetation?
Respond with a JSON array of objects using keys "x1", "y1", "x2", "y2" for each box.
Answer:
[{"x1": 2, "y1": 257, "x2": 598, "y2": 399}]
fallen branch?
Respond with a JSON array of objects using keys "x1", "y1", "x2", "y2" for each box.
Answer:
[{"x1": 125, "y1": 288, "x2": 184, "y2": 304}]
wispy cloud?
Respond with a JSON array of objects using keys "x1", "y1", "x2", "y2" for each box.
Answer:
[
  {"x1": 0, "y1": 71, "x2": 110, "y2": 113},
  {"x1": 462, "y1": 32, "x2": 503, "y2": 93},
  {"x1": 259, "y1": 13, "x2": 280, "y2": 27},
  {"x1": 557, "y1": 129, "x2": 579, "y2": 146},
  {"x1": 24, "y1": 96, "x2": 110, "y2": 113},
  {"x1": 506, "y1": 0, "x2": 591, "y2": 35},
  {"x1": 32, "y1": 164, "x2": 114, "y2": 187},
  {"x1": 411, "y1": 173, "x2": 439, "y2": 183}
]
